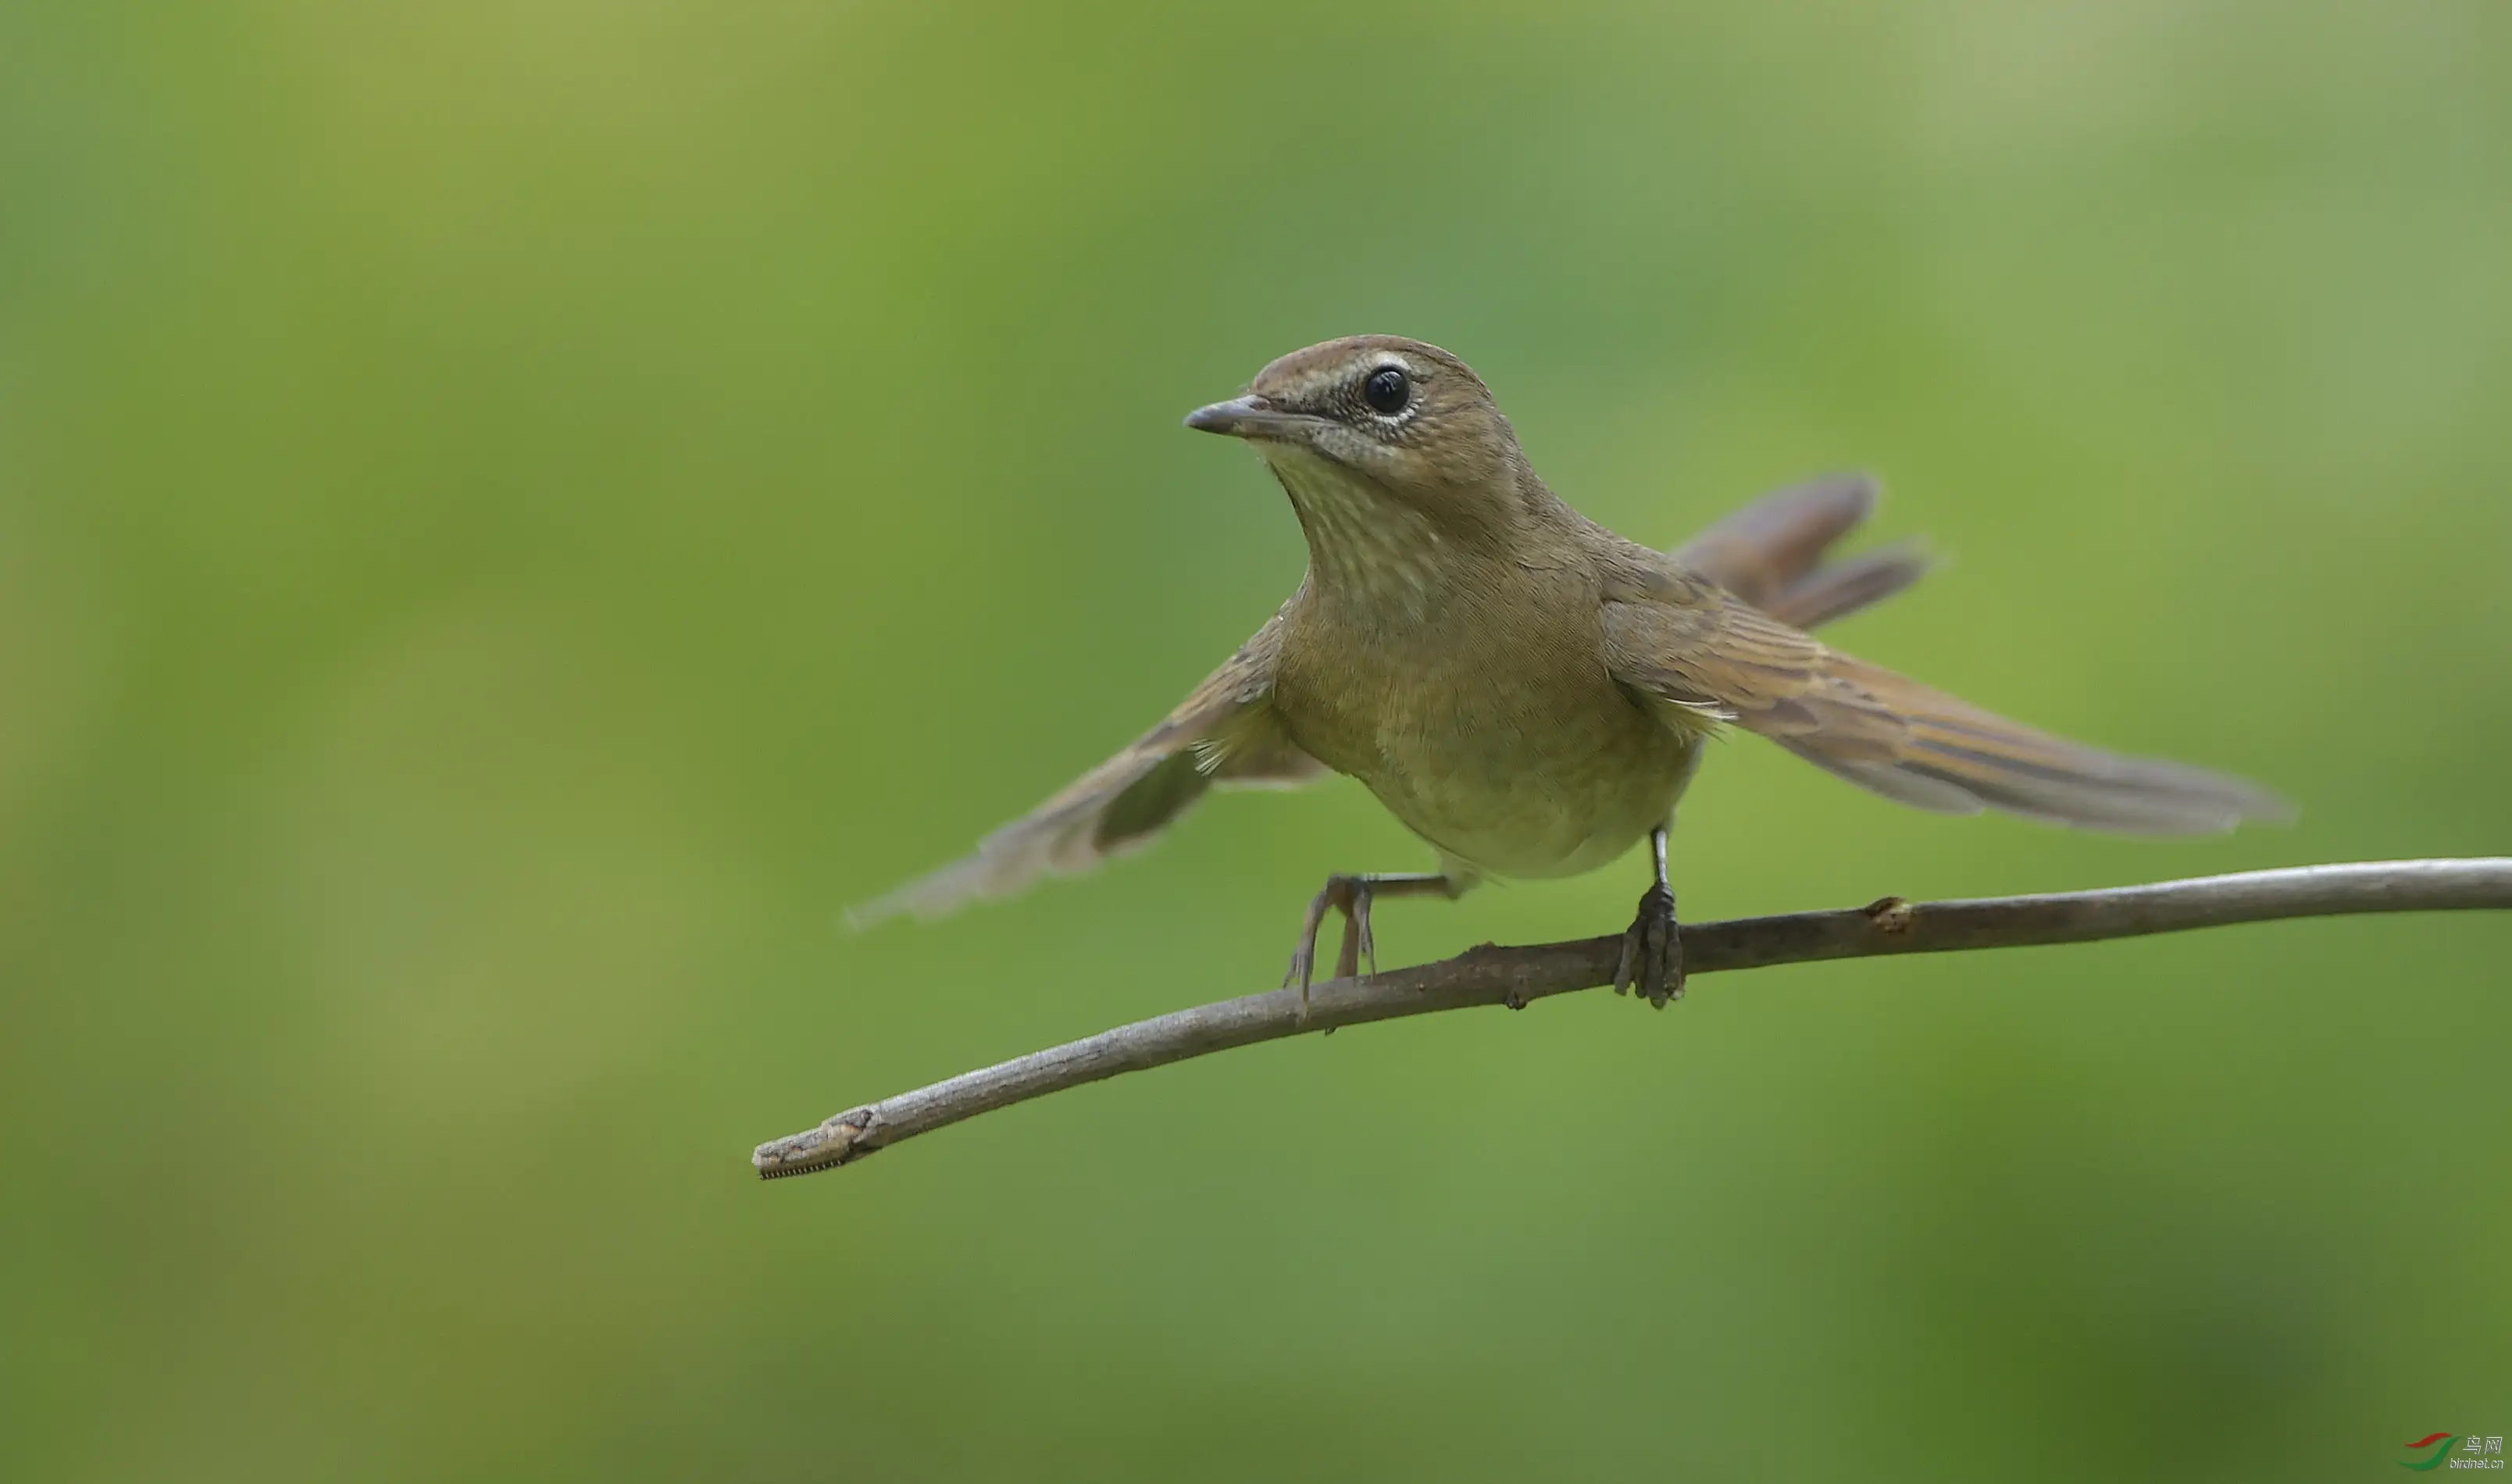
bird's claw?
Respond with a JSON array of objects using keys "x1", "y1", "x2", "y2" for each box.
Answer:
[
  {"x1": 1613, "y1": 880, "x2": 1683, "y2": 1008},
  {"x1": 1284, "y1": 874, "x2": 1379, "y2": 1009}
]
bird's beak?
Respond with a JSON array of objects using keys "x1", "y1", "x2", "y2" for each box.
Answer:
[{"x1": 1183, "y1": 394, "x2": 1307, "y2": 441}]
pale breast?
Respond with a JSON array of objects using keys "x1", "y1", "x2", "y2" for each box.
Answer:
[{"x1": 1272, "y1": 571, "x2": 1703, "y2": 880}]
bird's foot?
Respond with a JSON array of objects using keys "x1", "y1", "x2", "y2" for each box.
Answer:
[
  {"x1": 1285, "y1": 873, "x2": 1379, "y2": 1008},
  {"x1": 1613, "y1": 880, "x2": 1684, "y2": 1008}
]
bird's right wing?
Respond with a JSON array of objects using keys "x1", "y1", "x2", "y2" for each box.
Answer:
[{"x1": 849, "y1": 615, "x2": 1325, "y2": 926}]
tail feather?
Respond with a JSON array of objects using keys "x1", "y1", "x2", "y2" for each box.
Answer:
[
  {"x1": 1674, "y1": 472, "x2": 1929, "y2": 633},
  {"x1": 1761, "y1": 541, "x2": 1933, "y2": 630},
  {"x1": 1671, "y1": 473, "x2": 1880, "y2": 609}
]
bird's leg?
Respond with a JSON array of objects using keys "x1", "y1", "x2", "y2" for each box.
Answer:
[
  {"x1": 1613, "y1": 825, "x2": 1684, "y2": 1008},
  {"x1": 1285, "y1": 872, "x2": 1462, "y2": 1008}
]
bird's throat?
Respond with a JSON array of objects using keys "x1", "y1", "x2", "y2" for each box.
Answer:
[{"x1": 1262, "y1": 446, "x2": 1453, "y2": 624}]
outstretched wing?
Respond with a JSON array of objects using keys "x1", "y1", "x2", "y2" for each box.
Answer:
[
  {"x1": 1600, "y1": 556, "x2": 2289, "y2": 834},
  {"x1": 848, "y1": 615, "x2": 1325, "y2": 926},
  {"x1": 1668, "y1": 472, "x2": 1932, "y2": 632},
  {"x1": 857, "y1": 473, "x2": 1954, "y2": 924}
]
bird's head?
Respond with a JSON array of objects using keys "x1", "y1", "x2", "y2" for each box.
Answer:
[{"x1": 1184, "y1": 336, "x2": 1538, "y2": 548}]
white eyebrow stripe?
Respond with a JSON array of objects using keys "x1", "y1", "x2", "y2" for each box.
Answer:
[
  {"x1": 1280, "y1": 355, "x2": 1422, "y2": 403},
  {"x1": 1282, "y1": 366, "x2": 1351, "y2": 400},
  {"x1": 1261, "y1": 349, "x2": 1436, "y2": 415}
]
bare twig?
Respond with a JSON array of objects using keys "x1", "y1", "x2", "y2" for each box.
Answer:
[{"x1": 755, "y1": 858, "x2": 2512, "y2": 1179}]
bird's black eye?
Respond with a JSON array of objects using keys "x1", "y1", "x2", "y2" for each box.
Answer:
[{"x1": 1362, "y1": 366, "x2": 1411, "y2": 416}]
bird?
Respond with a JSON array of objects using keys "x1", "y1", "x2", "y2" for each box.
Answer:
[{"x1": 851, "y1": 335, "x2": 2288, "y2": 1007}]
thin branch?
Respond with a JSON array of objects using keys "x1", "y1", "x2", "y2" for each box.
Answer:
[{"x1": 755, "y1": 858, "x2": 2512, "y2": 1179}]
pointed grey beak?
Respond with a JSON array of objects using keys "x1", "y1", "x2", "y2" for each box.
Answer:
[{"x1": 1183, "y1": 394, "x2": 1307, "y2": 440}]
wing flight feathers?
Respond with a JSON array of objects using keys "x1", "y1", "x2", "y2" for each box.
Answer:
[
  {"x1": 1603, "y1": 577, "x2": 2287, "y2": 835},
  {"x1": 847, "y1": 618, "x2": 1319, "y2": 926}
]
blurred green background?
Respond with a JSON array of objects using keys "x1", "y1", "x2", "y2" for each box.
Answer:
[{"x1": 5, "y1": 2, "x2": 2509, "y2": 1479}]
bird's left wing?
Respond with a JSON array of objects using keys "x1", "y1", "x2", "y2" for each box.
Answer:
[
  {"x1": 849, "y1": 614, "x2": 1325, "y2": 925},
  {"x1": 1598, "y1": 550, "x2": 2287, "y2": 834}
]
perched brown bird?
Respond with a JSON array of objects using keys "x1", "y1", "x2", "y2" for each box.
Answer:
[{"x1": 855, "y1": 336, "x2": 2287, "y2": 1005}]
